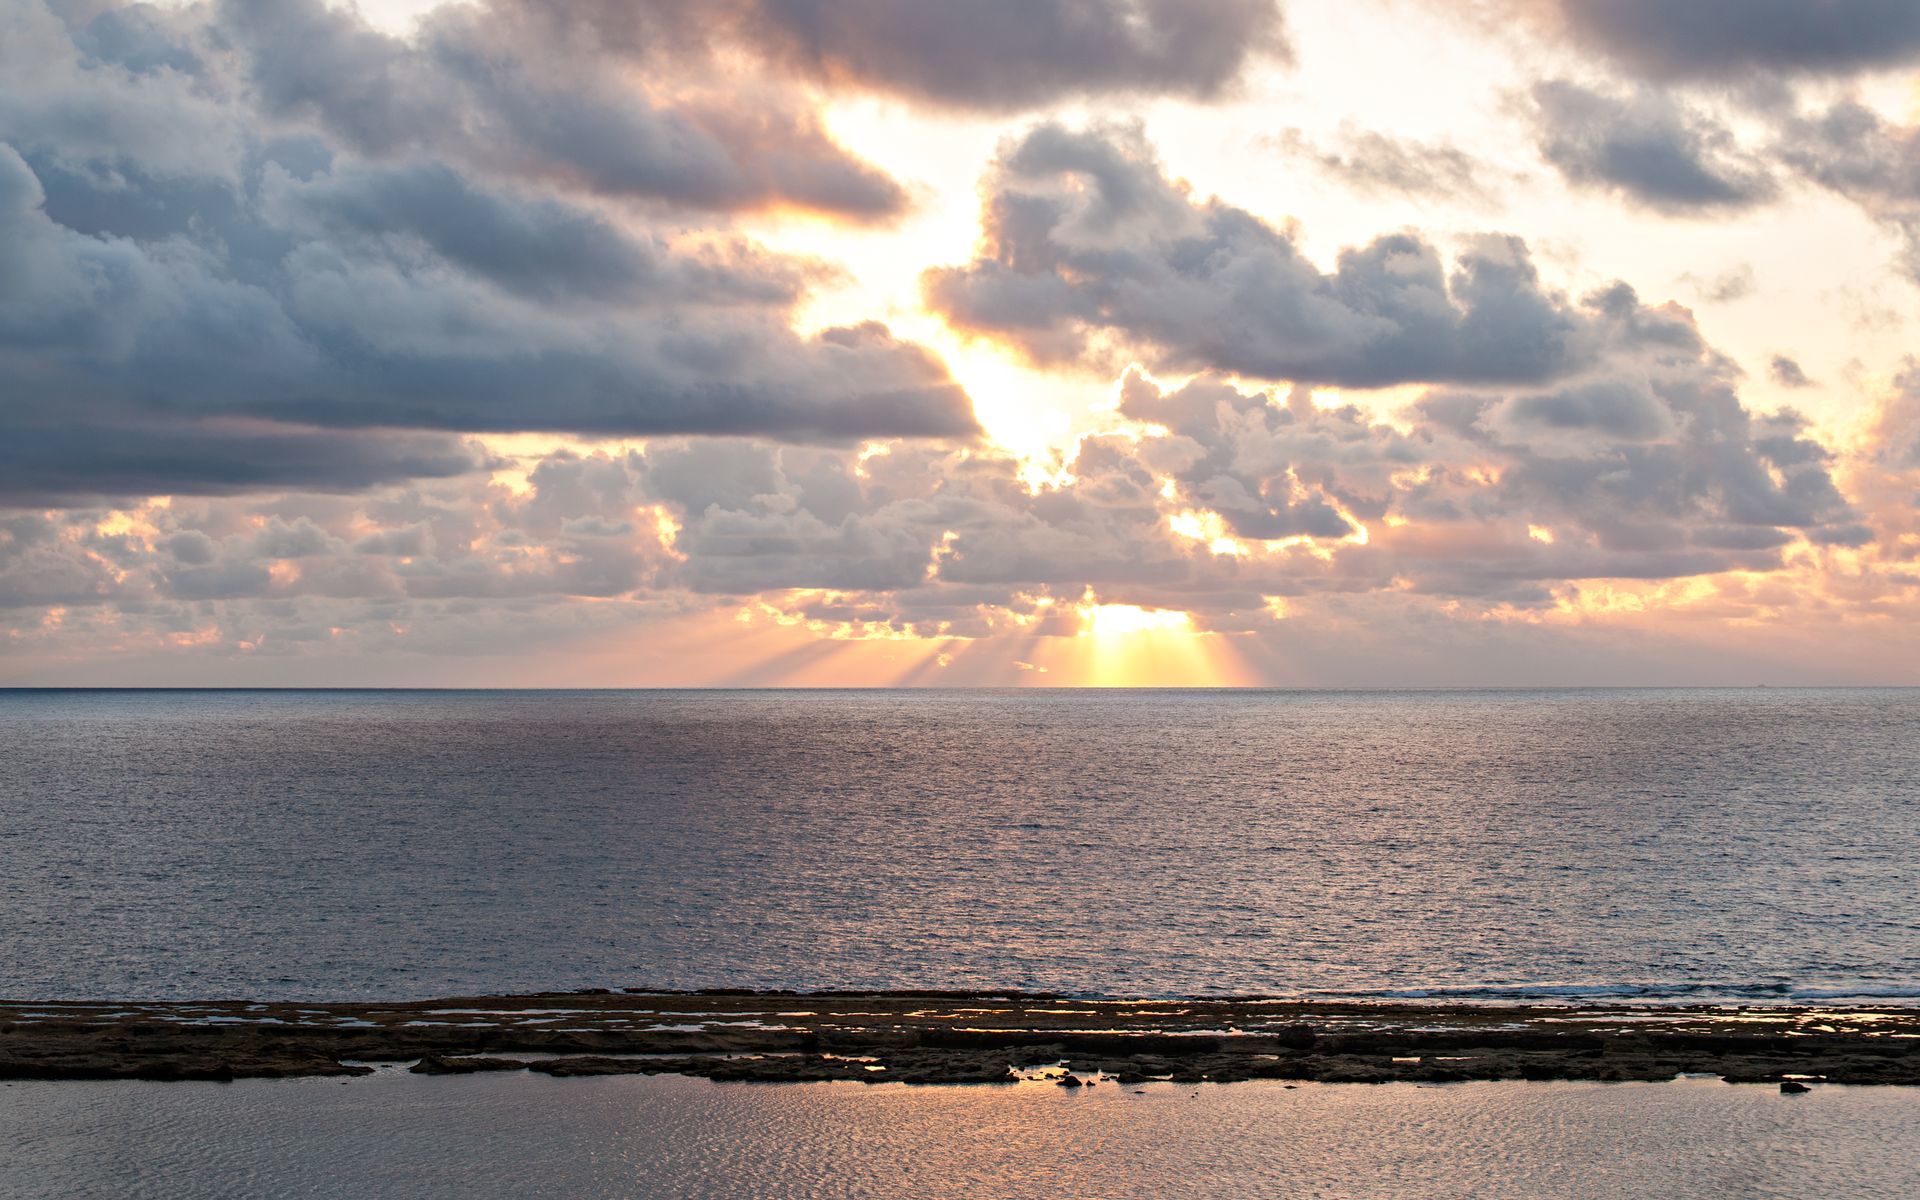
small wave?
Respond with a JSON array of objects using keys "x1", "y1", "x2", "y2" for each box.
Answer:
[
  {"x1": 1789, "y1": 985, "x2": 1920, "y2": 1001},
  {"x1": 1317, "y1": 983, "x2": 1757, "y2": 1001},
  {"x1": 1303, "y1": 980, "x2": 1920, "y2": 1005}
]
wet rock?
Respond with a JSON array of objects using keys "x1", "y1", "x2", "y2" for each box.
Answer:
[
  {"x1": 0, "y1": 1052, "x2": 370, "y2": 1082},
  {"x1": 2, "y1": 991, "x2": 1915, "y2": 1089}
]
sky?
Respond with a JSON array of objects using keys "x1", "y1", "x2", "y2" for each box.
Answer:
[{"x1": 4, "y1": 0, "x2": 1920, "y2": 686}]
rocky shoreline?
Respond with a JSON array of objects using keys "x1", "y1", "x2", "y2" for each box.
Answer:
[{"x1": 3, "y1": 991, "x2": 1916, "y2": 1088}]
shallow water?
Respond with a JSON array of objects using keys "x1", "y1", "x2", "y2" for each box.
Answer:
[
  {"x1": 2, "y1": 688, "x2": 1916, "y2": 1002},
  {"x1": 2, "y1": 1072, "x2": 1915, "y2": 1199}
]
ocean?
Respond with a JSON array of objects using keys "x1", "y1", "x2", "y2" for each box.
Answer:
[
  {"x1": 3, "y1": 687, "x2": 1914, "y2": 1005},
  {"x1": 6, "y1": 1073, "x2": 1918, "y2": 1199}
]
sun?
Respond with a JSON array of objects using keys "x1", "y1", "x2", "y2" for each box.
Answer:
[{"x1": 1006, "y1": 598, "x2": 1250, "y2": 686}]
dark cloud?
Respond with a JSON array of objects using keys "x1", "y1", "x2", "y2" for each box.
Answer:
[
  {"x1": 1126, "y1": 332, "x2": 1862, "y2": 596},
  {"x1": 1770, "y1": 355, "x2": 1814, "y2": 388},
  {"x1": 252, "y1": 517, "x2": 340, "y2": 559},
  {"x1": 219, "y1": 0, "x2": 907, "y2": 218},
  {"x1": 0, "y1": 331, "x2": 1873, "y2": 642},
  {"x1": 1774, "y1": 101, "x2": 1920, "y2": 280},
  {"x1": 752, "y1": 0, "x2": 1287, "y2": 110},
  {"x1": 1500, "y1": 379, "x2": 1676, "y2": 440},
  {"x1": 0, "y1": 2, "x2": 245, "y2": 186},
  {"x1": 0, "y1": 141, "x2": 973, "y2": 445},
  {"x1": 520, "y1": 0, "x2": 1289, "y2": 112},
  {"x1": 1482, "y1": 389, "x2": 1857, "y2": 548},
  {"x1": 1272, "y1": 126, "x2": 1507, "y2": 208},
  {"x1": 0, "y1": 406, "x2": 491, "y2": 507},
  {"x1": 1450, "y1": 10, "x2": 1920, "y2": 288},
  {"x1": 0, "y1": 1, "x2": 1900, "y2": 663},
  {"x1": 260, "y1": 160, "x2": 818, "y2": 306},
  {"x1": 0, "y1": 4, "x2": 980, "y2": 503},
  {"x1": 1116, "y1": 373, "x2": 1412, "y2": 543},
  {"x1": 1505, "y1": 0, "x2": 1920, "y2": 80},
  {"x1": 491, "y1": 331, "x2": 1860, "y2": 615},
  {"x1": 926, "y1": 122, "x2": 1626, "y2": 388},
  {"x1": 1528, "y1": 81, "x2": 1777, "y2": 214}
]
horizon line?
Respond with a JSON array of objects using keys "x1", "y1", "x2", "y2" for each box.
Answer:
[{"x1": 4, "y1": 684, "x2": 1917, "y2": 693}]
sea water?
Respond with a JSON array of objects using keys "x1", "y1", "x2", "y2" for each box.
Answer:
[
  {"x1": 3, "y1": 1072, "x2": 1917, "y2": 1199},
  {"x1": 2, "y1": 688, "x2": 1915, "y2": 1003}
]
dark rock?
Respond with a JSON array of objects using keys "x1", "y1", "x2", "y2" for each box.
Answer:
[
  {"x1": 2, "y1": 991, "x2": 1915, "y2": 1089},
  {"x1": 1780, "y1": 1080, "x2": 1812, "y2": 1094}
]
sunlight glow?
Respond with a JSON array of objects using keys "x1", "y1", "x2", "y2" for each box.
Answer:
[
  {"x1": 1042, "y1": 599, "x2": 1250, "y2": 686},
  {"x1": 658, "y1": 592, "x2": 1253, "y2": 687},
  {"x1": 928, "y1": 336, "x2": 1083, "y2": 463},
  {"x1": 645, "y1": 506, "x2": 683, "y2": 555},
  {"x1": 1079, "y1": 603, "x2": 1193, "y2": 638},
  {"x1": 1169, "y1": 510, "x2": 1248, "y2": 556}
]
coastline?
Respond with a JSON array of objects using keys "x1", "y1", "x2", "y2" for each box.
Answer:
[{"x1": 5, "y1": 990, "x2": 1917, "y2": 1087}]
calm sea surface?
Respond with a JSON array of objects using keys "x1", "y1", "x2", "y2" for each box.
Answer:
[
  {"x1": 1, "y1": 688, "x2": 1915, "y2": 1003},
  {"x1": 4, "y1": 1073, "x2": 1918, "y2": 1199}
]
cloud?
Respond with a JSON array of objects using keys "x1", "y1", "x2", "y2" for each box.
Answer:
[
  {"x1": 1678, "y1": 265, "x2": 1756, "y2": 305},
  {"x1": 259, "y1": 160, "x2": 821, "y2": 307},
  {"x1": 1514, "y1": 84, "x2": 1920, "y2": 290},
  {"x1": 753, "y1": 0, "x2": 1288, "y2": 110},
  {"x1": 1271, "y1": 125, "x2": 1508, "y2": 208},
  {"x1": 1499, "y1": 378, "x2": 1676, "y2": 440},
  {"x1": 1769, "y1": 355, "x2": 1813, "y2": 388},
  {"x1": 1493, "y1": 0, "x2": 1920, "y2": 80},
  {"x1": 519, "y1": 0, "x2": 1290, "y2": 112},
  {"x1": 3, "y1": 2, "x2": 1910, "y2": 680},
  {"x1": 0, "y1": 407, "x2": 492, "y2": 507},
  {"x1": 7, "y1": 315, "x2": 1861, "y2": 631},
  {"x1": 1, "y1": 313, "x2": 1886, "y2": 681},
  {"x1": 1774, "y1": 101, "x2": 1920, "y2": 281},
  {"x1": 219, "y1": 0, "x2": 908, "y2": 218},
  {"x1": 0, "y1": 140, "x2": 974, "y2": 459},
  {"x1": 1527, "y1": 81, "x2": 1777, "y2": 214},
  {"x1": 910, "y1": 123, "x2": 1863, "y2": 600},
  {"x1": 1877, "y1": 364, "x2": 1920, "y2": 470},
  {"x1": 1125, "y1": 332, "x2": 1863, "y2": 595},
  {"x1": 0, "y1": 1, "x2": 245, "y2": 185},
  {"x1": 0, "y1": 3, "x2": 980, "y2": 503},
  {"x1": 926, "y1": 122, "x2": 1638, "y2": 388}
]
